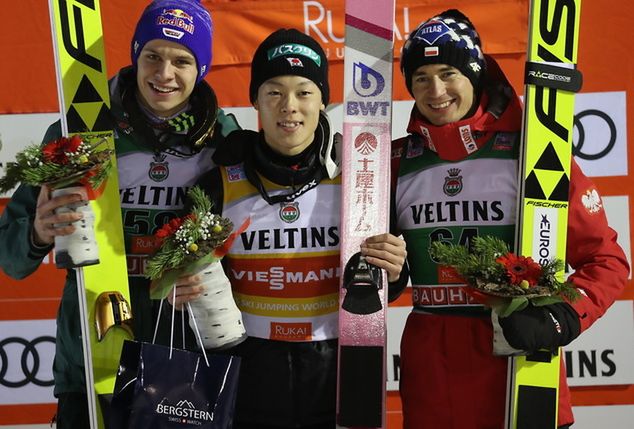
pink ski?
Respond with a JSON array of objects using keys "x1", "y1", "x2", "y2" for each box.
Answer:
[{"x1": 337, "y1": 2, "x2": 395, "y2": 428}]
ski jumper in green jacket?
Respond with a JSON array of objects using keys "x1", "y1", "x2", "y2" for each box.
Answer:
[{"x1": 0, "y1": 66, "x2": 239, "y2": 397}]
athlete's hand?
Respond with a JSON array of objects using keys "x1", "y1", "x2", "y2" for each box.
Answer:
[
  {"x1": 32, "y1": 185, "x2": 85, "y2": 246},
  {"x1": 360, "y1": 233, "x2": 407, "y2": 282},
  {"x1": 498, "y1": 302, "x2": 581, "y2": 353},
  {"x1": 166, "y1": 273, "x2": 206, "y2": 311}
]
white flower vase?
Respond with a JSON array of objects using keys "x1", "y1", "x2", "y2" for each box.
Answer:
[
  {"x1": 188, "y1": 260, "x2": 247, "y2": 350},
  {"x1": 51, "y1": 186, "x2": 100, "y2": 269}
]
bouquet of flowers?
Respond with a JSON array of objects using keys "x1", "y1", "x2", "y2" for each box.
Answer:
[
  {"x1": 0, "y1": 133, "x2": 113, "y2": 193},
  {"x1": 0, "y1": 133, "x2": 114, "y2": 268},
  {"x1": 146, "y1": 185, "x2": 243, "y2": 298},
  {"x1": 430, "y1": 236, "x2": 579, "y2": 317},
  {"x1": 146, "y1": 186, "x2": 249, "y2": 350}
]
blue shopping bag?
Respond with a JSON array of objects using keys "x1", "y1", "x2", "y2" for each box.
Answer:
[
  {"x1": 110, "y1": 298, "x2": 240, "y2": 429},
  {"x1": 110, "y1": 340, "x2": 240, "y2": 428}
]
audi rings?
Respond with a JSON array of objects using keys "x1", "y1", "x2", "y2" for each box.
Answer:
[
  {"x1": 0, "y1": 336, "x2": 55, "y2": 388},
  {"x1": 573, "y1": 109, "x2": 617, "y2": 161}
]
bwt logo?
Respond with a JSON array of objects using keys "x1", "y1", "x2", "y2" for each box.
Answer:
[
  {"x1": 346, "y1": 63, "x2": 389, "y2": 116},
  {"x1": 352, "y1": 62, "x2": 385, "y2": 97},
  {"x1": 346, "y1": 101, "x2": 390, "y2": 117}
]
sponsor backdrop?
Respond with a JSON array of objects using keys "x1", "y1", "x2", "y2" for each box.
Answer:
[{"x1": 0, "y1": 0, "x2": 632, "y2": 427}]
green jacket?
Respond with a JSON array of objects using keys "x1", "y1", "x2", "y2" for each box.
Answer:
[{"x1": 0, "y1": 66, "x2": 239, "y2": 395}]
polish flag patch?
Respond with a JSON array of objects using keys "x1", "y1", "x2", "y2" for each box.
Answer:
[{"x1": 424, "y1": 47, "x2": 439, "y2": 57}]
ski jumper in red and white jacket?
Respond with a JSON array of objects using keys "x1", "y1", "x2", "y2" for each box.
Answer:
[{"x1": 391, "y1": 59, "x2": 629, "y2": 429}]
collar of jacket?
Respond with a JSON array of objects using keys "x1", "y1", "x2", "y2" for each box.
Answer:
[
  {"x1": 109, "y1": 66, "x2": 219, "y2": 154},
  {"x1": 215, "y1": 112, "x2": 333, "y2": 188}
]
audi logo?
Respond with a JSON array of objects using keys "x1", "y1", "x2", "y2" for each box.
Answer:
[
  {"x1": 573, "y1": 109, "x2": 617, "y2": 161},
  {"x1": 0, "y1": 336, "x2": 55, "y2": 388}
]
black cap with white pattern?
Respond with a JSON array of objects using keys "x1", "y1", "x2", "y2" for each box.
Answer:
[
  {"x1": 250, "y1": 29, "x2": 329, "y2": 105},
  {"x1": 401, "y1": 9, "x2": 486, "y2": 95}
]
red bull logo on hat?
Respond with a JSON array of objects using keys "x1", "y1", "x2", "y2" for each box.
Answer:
[
  {"x1": 163, "y1": 8, "x2": 194, "y2": 23},
  {"x1": 157, "y1": 8, "x2": 195, "y2": 35}
]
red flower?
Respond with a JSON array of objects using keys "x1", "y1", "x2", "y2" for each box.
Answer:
[
  {"x1": 42, "y1": 135, "x2": 83, "y2": 164},
  {"x1": 155, "y1": 228, "x2": 171, "y2": 239},
  {"x1": 169, "y1": 217, "x2": 184, "y2": 230},
  {"x1": 154, "y1": 216, "x2": 186, "y2": 240},
  {"x1": 496, "y1": 253, "x2": 542, "y2": 286}
]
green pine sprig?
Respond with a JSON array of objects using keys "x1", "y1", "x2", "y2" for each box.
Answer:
[{"x1": 430, "y1": 236, "x2": 508, "y2": 284}]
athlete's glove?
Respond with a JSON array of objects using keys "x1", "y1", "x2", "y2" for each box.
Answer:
[{"x1": 497, "y1": 302, "x2": 581, "y2": 353}]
